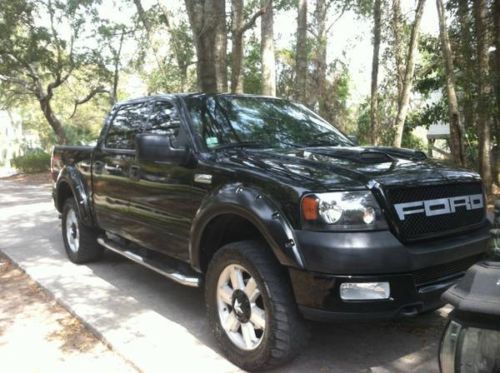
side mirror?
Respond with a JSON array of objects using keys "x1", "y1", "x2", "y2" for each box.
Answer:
[
  {"x1": 136, "y1": 133, "x2": 191, "y2": 166},
  {"x1": 348, "y1": 135, "x2": 358, "y2": 145}
]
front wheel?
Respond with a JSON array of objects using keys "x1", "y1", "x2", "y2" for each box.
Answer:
[
  {"x1": 61, "y1": 198, "x2": 103, "y2": 263},
  {"x1": 205, "y1": 241, "x2": 307, "y2": 371}
]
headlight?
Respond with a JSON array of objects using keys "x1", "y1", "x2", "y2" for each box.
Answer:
[{"x1": 301, "y1": 191, "x2": 387, "y2": 230}]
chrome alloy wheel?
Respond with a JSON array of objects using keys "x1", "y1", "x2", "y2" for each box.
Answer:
[
  {"x1": 65, "y1": 207, "x2": 79, "y2": 253},
  {"x1": 217, "y1": 264, "x2": 266, "y2": 351}
]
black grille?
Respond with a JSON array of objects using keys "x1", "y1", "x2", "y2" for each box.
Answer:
[
  {"x1": 413, "y1": 254, "x2": 484, "y2": 285},
  {"x1": 386, "y1": 182, "x2": 485, "y2": 241}
]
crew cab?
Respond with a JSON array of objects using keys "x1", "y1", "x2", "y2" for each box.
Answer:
[{"x1": 51, "y1": 93, "x2": 491, "y2": 370}]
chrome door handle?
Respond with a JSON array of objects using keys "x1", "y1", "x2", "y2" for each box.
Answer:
[{"x1": 104, "y1": 164, "x2": 122, "y2": 171}]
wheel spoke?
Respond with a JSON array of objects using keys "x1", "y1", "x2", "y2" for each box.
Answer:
[
  {"x1": 250, "y1": 306, "x2": 266, "y2": 330},
  {"x1": 243, "y1": 277, "x2": 257, "y2": 300},
  {"x1": 224, "y1": 311, "x2": 240, "y2": 332},
  {"x1": 229, "y1": 267, "x2": 244, "y2": 290},
  {"x1": 241, "y1": 322, "x2": 257, "y2": 349},
  {"x1": 219, "y1": 285, "x2": 233, "y2": 305}
]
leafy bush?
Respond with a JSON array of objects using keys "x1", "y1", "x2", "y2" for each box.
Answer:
[{"x1": 11, "y1": 150, "x2": 51, "y2": 173}]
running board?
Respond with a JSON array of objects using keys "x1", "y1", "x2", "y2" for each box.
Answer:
[{"x1": 97, "y1": 237, "x2": 201, "y2": 287}]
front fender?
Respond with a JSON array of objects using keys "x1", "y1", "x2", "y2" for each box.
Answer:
[
  {"x1": 56, "y1": 165, "x2": 93, "y2": 226},
  {"x1": 190, "y1": 183, "x2": 304, "y2": 271}
]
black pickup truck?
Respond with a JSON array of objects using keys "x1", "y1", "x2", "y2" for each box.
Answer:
[{"x1": 51, "y1": 93, "x2": 491, "y2": 370}]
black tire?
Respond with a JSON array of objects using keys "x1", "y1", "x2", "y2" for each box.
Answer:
[
  {"x1": 205, "y1": 240, "x2": 307, "y2": 371},
  {"x1": 61, "y1": 198, "x2": 103, "y2": 263}
]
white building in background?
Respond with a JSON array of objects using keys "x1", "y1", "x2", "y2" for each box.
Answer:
[
  {"x1": 0, "y1": 110, "x2": 40, "y2": 174},
  {"x1": 426, "y1": 123, "x2": 451, "y2": 159},
  {"x1": 0, "y1": 111, "x2": 23, "y2": 169}
]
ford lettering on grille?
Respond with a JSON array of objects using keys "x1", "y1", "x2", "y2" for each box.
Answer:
[{"x1": 394, "y1": 194, "x2": 484, "y2": 221}]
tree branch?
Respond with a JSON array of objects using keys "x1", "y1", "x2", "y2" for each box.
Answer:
[
  {"x1": 70, "y1": 87, "x2": 110, "y2": 118},
  {"x1": 326, "y1": 2, "x2": 349, "y2": 33},
  {"x1": 0, "y1": 74, "x2": 36, "y2": 94},
  {"x1": 240, "y1": 4, "x2": 268, "y2": 34}
]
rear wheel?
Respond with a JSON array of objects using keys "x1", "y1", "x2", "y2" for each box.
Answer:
[
  {"x1": 205, "y1": 241, "x2": 307, "y2": 371},
  {"x1": 61, "y1": 199, "x2": 103, "y2": 263}
]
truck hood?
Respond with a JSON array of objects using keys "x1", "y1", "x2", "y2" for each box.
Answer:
[{"x1": 220, "y1": 146, "x2": 481, "y2": 190}]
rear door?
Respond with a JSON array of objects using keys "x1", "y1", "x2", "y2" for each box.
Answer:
[{"x1": 92, "y1": 101, "x2": 151, "y2": 238}]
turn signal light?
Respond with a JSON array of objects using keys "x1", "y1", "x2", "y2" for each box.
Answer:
[{"x1": 302, "y1": 196, "x2": 319, "y2": 221}]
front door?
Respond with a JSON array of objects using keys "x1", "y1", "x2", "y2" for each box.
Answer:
[{"x1": 125, "y1": 99, "x2": 203, "y2": 261}]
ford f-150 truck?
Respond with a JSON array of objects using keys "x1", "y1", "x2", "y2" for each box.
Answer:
[{"x1": 51, "y1": 93, "x2": 491, "y2": 370}]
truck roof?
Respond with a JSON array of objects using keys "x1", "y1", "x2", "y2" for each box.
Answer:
[{"x1": 113, "y1": 93, "x2": 286, "y2": 109}]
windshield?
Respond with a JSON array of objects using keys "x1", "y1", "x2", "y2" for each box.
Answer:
[{"x1": 185, "y1": 95, "x2": 353, "y2": 150}]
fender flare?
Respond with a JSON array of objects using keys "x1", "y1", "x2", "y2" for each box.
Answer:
[
  {"x1": 55, "y1": 165, "x2": 94, "y2": 226},
  {"x1": 189, "y1": 183, "x2": 304, "y2": 272}
]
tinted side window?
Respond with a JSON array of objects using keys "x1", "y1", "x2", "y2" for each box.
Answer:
[
  {"x1": 185, "y1": 97, "x2": 230, "y2": 149},
  {"x1": 105, "y1": 102, "x2": 150, "y2": 150},
  {"x1": 145, "y1": 101, "x2": 184, "y2": 148}
]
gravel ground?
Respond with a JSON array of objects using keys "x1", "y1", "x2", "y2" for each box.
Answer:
[{"x1": 0, "y1": 254, "x2": 137, "y2": 373}]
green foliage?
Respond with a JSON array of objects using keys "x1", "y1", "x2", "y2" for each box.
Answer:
[
  {"x1": 321, "y1": 61, "x2": 354, "y2": 133},
  {"x1": 243, "y1": 35, "x2": 263, "y2": 94},
  {"x1": 355, "y1": 101, "x2": 371, "y2": 144},
  {"x1": 401, "y1": 130, "x2": 426, "y2": 152},
  {"x1": 11, "y1": 149, "x2": 50, "y2": 173}
]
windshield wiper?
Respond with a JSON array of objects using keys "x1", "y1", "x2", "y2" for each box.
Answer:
[
  {"x1": 213, "y1": 141, "x2": 270, "y2": 150},
  {"x1": 304, "y1": 139, "x2": 340, "y2": 147}
]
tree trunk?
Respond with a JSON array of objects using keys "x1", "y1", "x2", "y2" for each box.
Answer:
[
  {"x1": 295, "y1": 0, "x2": 308, "y2": 103},
  {"x1": 473, "y1": 0, "x2": 493, "y2": 193},
  {"x1": 230, "y1": 1, "x2": 265, "y2": 93},
  {"x1": 231, "y1": 0, "x2": 245, "y2": 93},
  {"x1": 495, "y1": 0, "x2": 500, "y2": 116},
  {"x1": 370, "y1": 0, "x2": 382, "y2": 145},
  {"x1": 457, "y1": 0, "x2": 475, "y2": 161},
  {"x1": 39, "y1": 98, "x2": 68, "y2": 144},
  {"x1": 185, "y1": 0, "x2": 220, "y2": 93},
  {"x1": 494, "y1": 0, "x2": 500, "y2": 184},
  {"x1": 393, "y1": 0, "x2": 426, "y2": 148},
  {"x1": 261, "y1": 0, "x2": 276, "y2": 96},
  {"x1": 436, "y1": 0, "x2": 465, "y2": 166},
  {"x1": 392, "y1": 0, "x2": 405, "y2": 111},
  {"x1": 214, "y1": 0, "x2": 228, "y2": 92},
  {"x1": 110, "y1": 29, "x2": 125, "y2": 104},
  {"x1": 314, "y1": 0, "x2": 328, "y2": 116},
  {"x1": 159, "y1": 6, "x2": 191, "y2": 92}
]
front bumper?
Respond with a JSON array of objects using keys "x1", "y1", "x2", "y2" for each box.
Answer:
[{"x1": 290, "y1": 225, "x2": 491, "y2": 321}]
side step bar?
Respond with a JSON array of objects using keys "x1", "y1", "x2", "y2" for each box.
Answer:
[{"x1": 97, "y1": 237, "x2": 201, "y2": 287}]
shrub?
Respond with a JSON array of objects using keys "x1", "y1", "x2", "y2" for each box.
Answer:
[{"x1": 11, "y1": 150, "x2": 51, "y2": 173}]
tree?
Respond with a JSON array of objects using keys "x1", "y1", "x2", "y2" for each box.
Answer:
[
  {"x1": 391, "y1": 0, "x2": 405, "y2": 111},
  {"x1": 145, "y1": 2, "x2": 196, "y2": 92},
  {"x1": 261, "y1": 0, "x2": 276, "y2": 96},
  {"x1": 456, "y1": 0, "x2": 476, "y2": 154},
  {"x1": 393, "y1": 0, "x2": 426, "y2": 148},
  {"x1": 436, "y1": 0, "x2": 465, "y2": 166},
  {"x1": 494, "y1": 0, "x2": 500, "y2": 184},
  {"x1": 473, "y1": 0, "x2": 493, "y2": 193},
  {"x1": 214, "y1": 0, "x2": 228, "y2": 92},
  {"x1": 370, "y1": 0, "x2": 382, "y2": 145},
  {"x1": 185, "y1": 0, "x2": 226, "y2": 92},
  {"x1": 295, "y1": 0, "x2": 308, "y2": 103},
  {"x1": 230, "y1": 1, "x2": 266, "y2": 93},
  {"x1": 494, "y1": 0, "x2": 500, "y2": 115},
  {"x1": 0, "y1": 0, "x2": 114, "y2": 144}
]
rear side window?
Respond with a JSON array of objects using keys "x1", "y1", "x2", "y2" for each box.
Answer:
[{"x1": 105, "y1": 102, "x2": 150, "y2": 150}]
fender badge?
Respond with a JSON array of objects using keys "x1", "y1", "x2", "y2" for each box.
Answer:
[{"x1": 194, "y1": 174, "x2": 212, "y2": 184}]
